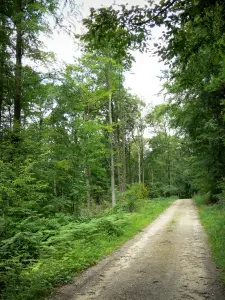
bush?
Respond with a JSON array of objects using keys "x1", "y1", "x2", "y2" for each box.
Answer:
[
  {"x1": 115, "y1": 183, "x2": 149, "y2": 212},
  {"x1": 0, "y1": 193, "x2": 174, "y2": 300},
  {"x1": 97, "y1": 216, "x2": 125, "y2": 236},
  {"x1": 125, "y1": 183, "x2": 149, "y2": 200}
]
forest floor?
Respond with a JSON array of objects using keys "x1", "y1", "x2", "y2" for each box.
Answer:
[{"x1": 50, "y1": 199, "x2": 225, "y2": 300}]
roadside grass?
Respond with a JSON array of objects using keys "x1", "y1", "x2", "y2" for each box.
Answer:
[
  {"x1": 2, "y1": 197, "x2": 175, "y2": 300},
  {"x1": 194, "y1": 195, "x2": 225, "y2": 284}
]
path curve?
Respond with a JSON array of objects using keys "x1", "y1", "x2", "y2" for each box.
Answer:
[{"x1": 50, "y1": 199, "x2": 225, "y2": 300}]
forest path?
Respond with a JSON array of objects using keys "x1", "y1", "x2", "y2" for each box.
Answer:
[{"x1": 50, "y1": 199, "x2": 225, "y2": 300}]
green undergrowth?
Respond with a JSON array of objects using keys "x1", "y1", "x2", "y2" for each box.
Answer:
[
  {"x1": 1, "y1": 196, "x2": 175, "y2": 300},
  {"x1": 194, "y1": 195, "x2": 225, "y2": 285}
]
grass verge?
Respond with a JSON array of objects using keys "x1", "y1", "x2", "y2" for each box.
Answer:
[
  {"x1": 2, "y1": 197, "x2": 175, "y2": 300},
  {"x1": 194, "y1": 195, "x2": 225, "y2": 284}
]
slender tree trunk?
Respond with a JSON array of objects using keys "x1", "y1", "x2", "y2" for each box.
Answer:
[
  {"x1": 0, "y1": 12, "x2": 6, "y2": 132},
  {"x1": 122, "y1": 124, "x2": 126, "y2": 191},
  {"x1": 128, "y1": 141, "x2": 131, "y2": 184},
  {"x1": 85, "y1": 168, "x2": 91, "y2": 211},
  {"x1": 137, "y1": 141, "x2": 141, "y2": 183},
  {"x1": 8, "y1": 106, "x2": 12, "y2": 129},
  {"x1": 142, "y1": 165, "x2": 145, "y2": 183},
  {"x1": 166, "y1": 134, "x2": 171, "y2": 194},
  {"x1": 106, "y1": 64, "x2": 116, "y2": 206},
  {"x1": 14, "y1": 0, "x2": 22, "y2": 128},
  {"x1": 119, "y1": 94, "x2": 126, "y2": 191},
  {"x1": 109, "y1": 92, "x2": 116, "y2": 206},
  {"x1": 137, "y1": 126, "x2": 141, "y2": 183},
  {"x1": 83, "y1": 107, "x2": 91, "y2": 211},
  {"x1": 53, "y1": 178, "x2": 57, "y2": 196},
  {"x1": 116, "y1": 123, "x2": 123, "y2": 192},
  {"x1": 116, "y1": 150, "x2": 122, "y2": 191},
  {"x1": 141, "y1": 135, "x2": 144, "y2": 183},
  {"x1": 0, "y1": 71, "x2": 3, "y2": 133},
  {"x1": 0, "y1": 39, "x2": 3, "y2": 131}
]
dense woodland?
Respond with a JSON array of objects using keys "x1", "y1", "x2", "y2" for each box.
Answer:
[{"x1": 1, "y1": 0, "x2": 225, "y2": 298}]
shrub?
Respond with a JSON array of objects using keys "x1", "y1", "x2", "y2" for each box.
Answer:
[
  {"x1": 97, "y1": 216, "x2": 125, "y2": 236},
  {"x1": 116, "y1": 183, "x2": 149, "y2": 212}
]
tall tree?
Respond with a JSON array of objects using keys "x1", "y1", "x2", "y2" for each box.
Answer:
[{"x1": 83, "y1": 0, "x2": 225, "y2": 201}]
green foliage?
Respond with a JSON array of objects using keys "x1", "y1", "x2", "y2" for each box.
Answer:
[
  {"x1": 144, "y1": 105, "x2": 193, "y2": 199},
  {"x1": 195, "y1": 195, "x2": 225, "y2": 284},
  {"x1": 88, "y1": 0, "x2": 225, "y2": 203},
  {"x1": 161, "y1": 1, "x2": 225, "y2": 201},
  {"x1": 0, "y1": 8, "x2": 148, "y2": 297},
  {"x1": 79, "y1": 6, "x2": 141, "y2": 68},
  {"x1": 0, "y1": 197, "x2": 174, "y2": 300},
  {"x1": 123, "y1": 183, "x2": 148, "y2": 201},
  {"x1": 114, "y1": 183, "x2": 148, "y2": 212}
]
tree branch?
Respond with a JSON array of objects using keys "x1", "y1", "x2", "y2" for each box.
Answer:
[{"x1": 132, "y1": 0, "x2": 180, "y2": 26}]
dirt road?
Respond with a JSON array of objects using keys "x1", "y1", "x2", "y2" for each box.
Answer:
[{"x1": 50, "y1": 199, "x2": 225, "y2": 300}]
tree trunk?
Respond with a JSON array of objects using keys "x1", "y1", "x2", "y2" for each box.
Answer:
[
  {"x1": 141, "y1": 135, "x2": 144, "y2": 183},
  {"x1": 106, "y1": 64, "x2": 116, "y2": 206},
  {"x1": 0, "y1": 35, "x2": 3, "y2": 131},
  {"x1": 14, "y1": 0, "x2": 22, "y2": 128},
  {"x1": 137, "y1": 126, "x2": 141, "y2": 183},
  {"x1": 83, "y1": 107, "x2": 91, "y2": 211},
  {"x1": 122, "y1": 124, "x2": 126, "y2": 191},
  {"x1": 8, "y1": 106, "x2": 12, "y2": 129},
  {"x1": 142, "y1": 165, "x2": 145, "y2": 183},
  {"x1": 0, "y1": 12, "x2": 6, "y2": 132},
  {"x1": 53, "y1": 178, "x2": 57, "y2": 196},
  {"x1": 116, "y1": 150, "x2": 122, "y2": 191},
  {"x1": 85, "y1": 168, "x2": 91, "y2": 211},
  {"x1": 116, "y1": 123, "x2": 123, "y2": 192},
  {"x1": 138, "y1": 141, "x2": 141, "y2": 183},
  {"x1": 109, "y1": 92, "x2": 116, "y2": 206},
  {"x1": 128, "y1": 141, "x2": 131, "y2": 184}
]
